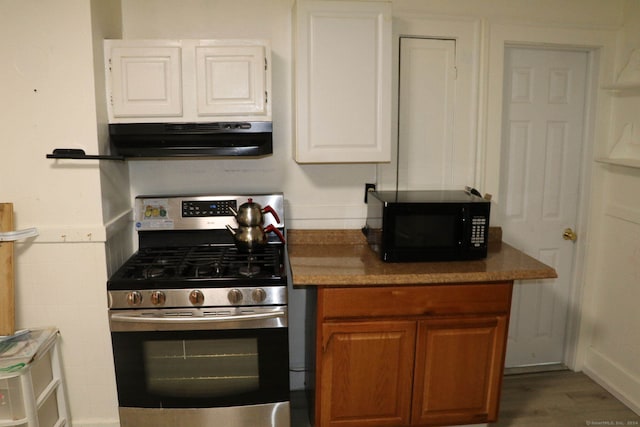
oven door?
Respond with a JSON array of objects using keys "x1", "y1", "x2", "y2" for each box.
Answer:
[{"x1": 109, "y1": 306, "x2": 289, "y2": 409}]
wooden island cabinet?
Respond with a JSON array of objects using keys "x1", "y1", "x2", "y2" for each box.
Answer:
[
  {"x1": 288, "y1": 230, "x2": 558, "y2": 427},
  {"x1": 315, "y1": 283, "x2": 511, "y2": 427}
]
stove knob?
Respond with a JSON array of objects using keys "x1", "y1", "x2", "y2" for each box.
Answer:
[
  {"x1": 127, "y1": 291, "x2": 143, "y2": 306},
  {"x1": 228, "y1": 289, "x2": 244, "y2": 304},
  {"x1": 189, "y1": 290, "x2": 205, "y2": 305},
  {"x1": 252, "y1": 288, "x2": 267, "y2": 303},
  {"x1": 151, "y1": 291, "x2": 166, "y2": 306}
]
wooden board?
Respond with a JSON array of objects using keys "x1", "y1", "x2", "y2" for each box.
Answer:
[{"x1": 0, "y1": 203, "x2": 15, "y2": 336}]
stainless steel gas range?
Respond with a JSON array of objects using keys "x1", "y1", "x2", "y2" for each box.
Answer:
[{"x1": 107, "y1": 193, "x2": 290, "y2": 427}]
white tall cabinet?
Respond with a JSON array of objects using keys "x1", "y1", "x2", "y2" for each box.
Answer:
[
  {"x1": 105, "y1": 39, "x2": 271, "y2": 123},
  {"x1": 293, "y1": 0, "x2": 392, "y2": 163}
]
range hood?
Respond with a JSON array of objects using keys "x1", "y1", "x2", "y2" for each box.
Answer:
[{"x1": 108, "y1": 121, "x2": 272, "y2": 158}]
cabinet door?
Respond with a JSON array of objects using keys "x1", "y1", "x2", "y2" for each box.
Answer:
[
  {"x1": 318, "y1": 320, "x2": 415, "y2": 427},
  {"x1": 412, "y1": 315, "x2": 508, "y2": 426},
  {"x1": 294, "y1": 0, "x2": 391, "y2": 163},
  {"x1": 195, "y1": 45, "x2": 268, "y2": 117},
  {"x1": 108, "y1": 45, "x2": 183, "y2": 118}
]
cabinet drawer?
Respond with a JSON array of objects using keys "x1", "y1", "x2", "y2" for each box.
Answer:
[{"x1": 319, "y1": 282, "x2": 512, "y2": 319}]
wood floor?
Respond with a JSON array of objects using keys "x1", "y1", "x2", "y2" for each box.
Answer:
[
  {"x1": 496, "y1": 370, "x2": 640, "y2": 426},
  {"x1": 291, "y1": 370, "x2": 640, "y2": 426}
]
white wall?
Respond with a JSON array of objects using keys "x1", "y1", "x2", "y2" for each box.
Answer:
[
  {"x1": 122, "y1": 0, "x2": 375, "y2": 230},
  {"x1": 121, "y1": 0, "x2": 626, "y2": 230},
  {"x1": 578, "y1": 0, "x2": 640, "y2": 414},
  {"x1": 1, "y1": 1, "x2": 123, "y2": 426},
  {"x1": 2, "y1": 0, "x2": 638, "y2": 425}
]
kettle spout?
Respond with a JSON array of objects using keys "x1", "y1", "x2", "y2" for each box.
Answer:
[
  {"x1": 225, "y1": 224, "x2": 237, "y2": 236},
  {"x1": 228, "y1": 206, "x2": 238, "y2": 217}
]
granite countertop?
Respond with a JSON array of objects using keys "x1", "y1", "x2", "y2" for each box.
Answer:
[{"x1": 287, "y1": 229, "x2": 557, "y2": 287}]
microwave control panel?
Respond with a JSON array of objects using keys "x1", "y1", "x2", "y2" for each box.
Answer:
[{"x1": 470, "y1": 216, "x2": 488, "y2": 247}]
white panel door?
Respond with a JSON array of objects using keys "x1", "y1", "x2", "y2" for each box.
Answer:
[
  {"x1": 500, "y1": 47, "x2": 588, "y2": 367},
  {"x1": 398, "y1": 38, "x2": 455, "y2": 189},
  {"x1": 397, "y1": 37, "x2": 477, "y2": 190}
]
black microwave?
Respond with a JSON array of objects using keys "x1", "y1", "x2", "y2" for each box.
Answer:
[{"x1": 362, "y1": 190, "x2": 490, "y2": 262}]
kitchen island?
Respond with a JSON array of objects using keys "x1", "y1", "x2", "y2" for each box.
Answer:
[{"x1": 288, "y1": 229, "x2": 557, "y2": 427}]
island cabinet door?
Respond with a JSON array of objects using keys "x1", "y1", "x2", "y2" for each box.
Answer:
[
  {"x1": 411, "y1": 315, "x2": 508, "y2": 426},
  {"x1": 318, "y1": 320, "x2": 416, "y2": 427}
]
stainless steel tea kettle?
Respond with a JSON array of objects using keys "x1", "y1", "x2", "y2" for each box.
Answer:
[
  {"x1": 226, "y1": 224, "x2": 285, "y2": 253},
  {"x1": 226, "y1": 198, "x2": 284, "y2": 253},
  {"x1": 228, "y1": 197, "x2": 280, "y2": 226}
]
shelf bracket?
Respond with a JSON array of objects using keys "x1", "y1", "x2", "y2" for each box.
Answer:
[{"x1": 46, "y1": 149, "x2": 124, "y2": 161}]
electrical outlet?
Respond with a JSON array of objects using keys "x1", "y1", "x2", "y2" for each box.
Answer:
[{"x1": 364, "y1": 183, "x2": 376, "y2": 203}]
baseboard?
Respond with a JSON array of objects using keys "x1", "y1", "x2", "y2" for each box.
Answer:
[
  {"x1": 72, "y1": 421, "x2": 120, "y2": 427},
  {"x1": 504, "y1": 363, "x2": 569, "y2": 376},
  {"x1": 583, "y1": 347, "x2": 640, "y2": 415},
  {"x1": 290, "y1": 369, "x2": 307, "y2": 391}
]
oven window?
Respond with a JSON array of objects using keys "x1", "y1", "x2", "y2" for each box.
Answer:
[
  {"x1": 144, "y1": 338, "x2": 259, "y2": 398},
  {"x1": 111, "y1": 328, "x2": 289, "y2": 408},
  {"x1": 394, "y1": 214, "x2": 456, "y2": 247}
]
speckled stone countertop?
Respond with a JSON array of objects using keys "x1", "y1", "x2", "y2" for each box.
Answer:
[{"x1": 287, "y1": 229, "x2": 557, "y2": 286}]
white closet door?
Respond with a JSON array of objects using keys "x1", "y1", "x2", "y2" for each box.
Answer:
[
  {"x1": 501, "y1": 47, "x2": 588, "y2": 367},
  {"x1": 397, "y1": 38, "x2": 458, "y2": 190}
]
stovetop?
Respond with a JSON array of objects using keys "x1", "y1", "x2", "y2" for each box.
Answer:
[
  {"x1": 107, "y1": 244, "x2": 286, "y2": 291},
  {"x1": 108, "y1": 193, "x2": 287, "y2": 309}
]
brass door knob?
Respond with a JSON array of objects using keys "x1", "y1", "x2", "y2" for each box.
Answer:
[{"x1": 563, "y1": 228, "x2": 577, "y2": 241}]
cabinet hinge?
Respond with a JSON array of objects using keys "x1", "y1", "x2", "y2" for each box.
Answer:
[
  {"x1": 453, "y1": 66, "x2": 458, "y2": 80},
  {"x1": 265, "y1": 91, "x2": 268, "y2": 104},
  {"x1": 265, "y1": 57, "x2": 268, "y2": 71}
]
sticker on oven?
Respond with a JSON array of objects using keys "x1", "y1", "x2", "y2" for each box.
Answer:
[
  {"x1": 136, "y1": 219, "x2": 174, "y2": 230},
  {"x1": 141, "y1": 200, "x2": 169, "y2": 219},
  {"x1": 136, "y1": 199, "x2": 174, "y2": 229}
]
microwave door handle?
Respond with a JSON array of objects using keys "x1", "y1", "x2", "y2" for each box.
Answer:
[
  {"x1": 460, "y1": 207, "x2": 468, "y2": 246},
  {"x1": 111, "y1": 310, "x2": 286, "y2": 324}
]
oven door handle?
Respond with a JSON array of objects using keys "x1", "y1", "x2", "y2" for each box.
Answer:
[
  {"x1": 111, "y1": 310, "x2": 286, "y2": 323},
  {"x1": 109, "y1": 309, "x2": 288, "y2": 331}
]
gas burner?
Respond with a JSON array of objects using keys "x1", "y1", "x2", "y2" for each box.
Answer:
[
  {"x1": 143, "y1": 267, "x2": 168, "y2": 279},
  {"x1": 154, "y1": 256, "x2": 174, "y2": 265},
  {"x1": 186, "y1": 261, "x2": 223, "y2": 278},
  {"x1": 238, "y1": 254, "x2": 262, "y2": 277},
  {"x1": 183, "y1": 248, "x2": 225, "y2": 278},
  {"x1": 239, "y1": 265, "x2": 261, "y2": 277}
]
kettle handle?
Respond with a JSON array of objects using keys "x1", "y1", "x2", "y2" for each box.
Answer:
[
  {"x1": 225, "y1": 224, "x2": 237, "y2": 236},
  {"x1": 262, "y1": 205, "x2": 280, "y2": 224},
  {"x1": 264, "y1": 224, "x2": 285, "y2": 243}
]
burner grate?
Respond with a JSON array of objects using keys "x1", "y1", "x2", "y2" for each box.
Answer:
[{"x1": 112, "y1": 245, "x2": 284, "y2": 281}]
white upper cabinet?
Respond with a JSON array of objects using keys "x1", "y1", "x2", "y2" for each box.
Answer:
[
  {"x1": 293, "y1": 0, "x2": 392, "y2": 163},
  {"x1": 108, "y1": 44, "x2": 183, "y2": 118},
  {"x1": 105, "y1": 39, "x2": 271, "y2": 123},
  {"x1": 196, "y1": 46, "x2": 268, "y2": 116},
  {"x1": 195, "y1": 45, "x2": 268, "y2": 117}
]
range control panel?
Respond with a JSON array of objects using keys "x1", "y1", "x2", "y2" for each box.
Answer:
[
  {"x1": 134, "y1": 194, "x2": 284, "y2": 231},
  {"x1": 182, "y1": 200, "x2": 238, "y2": 217}
]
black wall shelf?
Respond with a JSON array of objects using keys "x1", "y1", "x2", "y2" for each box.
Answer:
[{"x1": 46, "y1": 149, "x2": 124, "y2": 161}]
